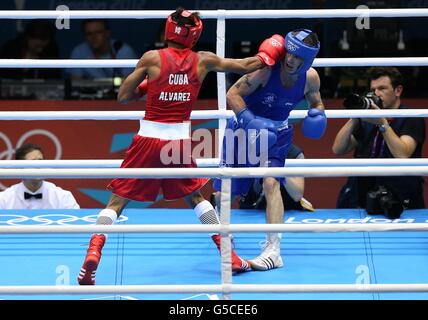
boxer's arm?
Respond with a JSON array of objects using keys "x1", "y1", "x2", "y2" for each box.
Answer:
[
  {"x1": 226, "y1": 69, "x2": 269, "y2": 114},
  {"x1": 201, "y1": 51, "x2": 264, "y2": 75},
  {"x1": 304, "y1": 68, "x2": 324, "y2": 110},
  {"x1": 202, "y1": 35, "x2": 284, "y2": 74},
  {"x1": 302, "y1": 69, "x2": 327, "y2": 139},
  {"x1": 118, "y1": 50, "x2": 157, "y2": 104}
]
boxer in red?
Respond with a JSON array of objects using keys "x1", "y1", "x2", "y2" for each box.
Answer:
[{"x1": 78, "y1": 7, "x2": 285, "y2": 285}]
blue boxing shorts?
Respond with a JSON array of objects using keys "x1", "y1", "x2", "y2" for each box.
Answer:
[{"x1": 213, "y1": 117, "x2": 293, "y2": 196}]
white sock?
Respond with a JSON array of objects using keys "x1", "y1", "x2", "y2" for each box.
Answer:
[
  {"x1": 95, "y1": 208, "x2": 118, "y2": 238},
  {"x1": 194, "y1": 200, "x2": 220, "y2": 225}
]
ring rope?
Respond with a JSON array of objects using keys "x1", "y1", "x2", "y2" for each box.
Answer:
[
  {"x1": 2, "y1": 159, "x2": 428, "y2": 168},
  {"x1": 0, "y1": 223, "x2": 427, "y2": 234},
  {"x1": 0, "y1": 8, "x2": 427, "y2": 19},
  {"x1": 1, "y1": 283, "x2": 428, "y2": 295},
  {"x1": 0, "y1": 57, "x2": 427, "y2": 68},
  {"x1": 1, "y1": 109, "x2": 428, "y2": 120},
  {"x1": 0, "y1": 167, "x2": 425, "y2": 179}
]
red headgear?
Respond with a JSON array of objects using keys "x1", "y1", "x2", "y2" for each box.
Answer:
[{"x1": 164, "y1": 10, "x2": 203, "y2": 48}]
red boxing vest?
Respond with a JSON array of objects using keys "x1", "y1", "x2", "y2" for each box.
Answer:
[{"x1": 144, "y1": 47, "x2": 202, "y2": 123}]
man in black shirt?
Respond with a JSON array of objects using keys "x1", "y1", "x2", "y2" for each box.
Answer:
[{"x1": 332, "y1": 67, "x2": 425, "y2": 213}]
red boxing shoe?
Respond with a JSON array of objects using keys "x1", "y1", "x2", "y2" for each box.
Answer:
[
  {"x1": 78, "y1": 234, "x2": 106, "y2": 285},
  {"x1": 211, "y1": 234, "x2": 250, "y2": 273}
]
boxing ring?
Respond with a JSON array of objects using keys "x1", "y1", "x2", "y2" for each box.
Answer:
[{"x1": 1, "y1": 8, "x2": 428, "y2": 300}]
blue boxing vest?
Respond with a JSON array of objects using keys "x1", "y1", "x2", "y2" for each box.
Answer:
[{"x1": 244, "y1": 63, "x2": 306, "y2": 122}]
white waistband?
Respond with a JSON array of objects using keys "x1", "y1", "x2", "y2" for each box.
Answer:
[{"x1": 138, "y1": 120, "x2": 191, "y2": 140}]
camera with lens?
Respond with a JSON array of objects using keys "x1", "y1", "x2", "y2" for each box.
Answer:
[
  {"x1": 343, "y1": 92, "x2": 383, "y2": 110},
  {"x1": 366, "y1": 185, "x2": 404, "y2": 219}
]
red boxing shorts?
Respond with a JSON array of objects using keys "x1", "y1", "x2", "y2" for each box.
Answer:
[{"x1": 108, "y1": 135, "x2": 208, "y2": 202}]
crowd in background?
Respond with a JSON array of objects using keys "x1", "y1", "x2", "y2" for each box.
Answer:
[{"x1": 0, "y1": 17, "x2": 427, "y2": 99}]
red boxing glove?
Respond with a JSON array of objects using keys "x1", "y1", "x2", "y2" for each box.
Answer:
[
  {"x1": 256, "y1": 34, "x2": 286, "y2": 66},
  {"x1": 136, "y1": 77, "x2": 148, "y2": 98}
]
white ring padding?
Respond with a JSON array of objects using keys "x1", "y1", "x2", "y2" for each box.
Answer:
[
  {"x1": 0, "y1": 8, "x2": 427, "y2": 19},
  {"x1": 1, "y1": 109, "x2": 428, "y2": 120},
  {"x1": 0, "y1": 57, "x2": 428, "y2": 68},
  {"x1": 0, "y1": 223, "x2": 428, "y2": 234},
  {"x1": 0, "y1": 166, "x2": 426, "y2": 179},
  {"x1": 219, "y1": 178, "x2": 232, "y2": 300},
  {"x1": 0, "y1": 283, "x2": 428, "y2": 295},
  {"x1": 216, "y1": 9, "x2": 227, "y2": 168},
  {"x1": 2, "y1": 159, "x2": 428, "y2": 168}
]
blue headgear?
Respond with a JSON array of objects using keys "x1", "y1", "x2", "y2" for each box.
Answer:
[{"x1": 285, "y1": 29, "x2": 320, "y2": 74}]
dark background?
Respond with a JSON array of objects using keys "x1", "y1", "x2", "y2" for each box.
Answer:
[{"x1": 0, "y1": 0, "x2": 427, "y2": 99}]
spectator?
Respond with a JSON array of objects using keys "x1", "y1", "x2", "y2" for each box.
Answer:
[
  {"x1": 0, "y1": 144, "x2": 80, "y2": 209},
  {"x1": 68, "y1": 19, "x2": 137, "y2": 80},
  {"x1": 332, "y1": 67, "x2": 425, "y2": 217},
  {"x1": 0, "y1": 20, "x2": 60, "y2": 79},
  {"x1": 238, "y1": 144, "x2": 314, "y2": 212}
]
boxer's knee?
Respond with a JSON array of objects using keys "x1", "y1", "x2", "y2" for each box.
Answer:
[{"x1": 263, "y1": 177, "x2": 280, "y2": 196}]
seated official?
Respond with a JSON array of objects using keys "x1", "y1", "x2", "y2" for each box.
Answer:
[
  {"x1": 332, "y1": 67, "x2": 425, "y2": 218},
  {"x1": 0, "y1": 144, "x2": 80, "y2": 209}
]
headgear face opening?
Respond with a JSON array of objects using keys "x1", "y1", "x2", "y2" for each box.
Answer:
[
  {"x1": 285, "y1": 29, "x2": 320, "y2": 75},
  {"x1": 164, "y1": 10, "x2": 203, "y2": 48}
]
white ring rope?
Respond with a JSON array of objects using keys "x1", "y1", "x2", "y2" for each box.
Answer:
[
  {"x1": 0, "y1": 167, "x2": 425, "y2": 179},
  {"x1": 2, "y1": 158, "x2": 428, "y2": 168},
  {"x1": 0, "y1": 9, "x2": 427, "y2": 19},
  {"x1": 0, "y1": 57, "x2": 427, "y2": 68},
  {"x1": 0, "y1": 223, "x2": 427, "y2": 234},
  {"x1": 0, "y1": 110, "x2": 232, "y2": 120},
  {"x1": 1, "y1": 284, "x2": 428, "y2": 295},
  {"x1": 1, "y1": 109, "x2": 428, "y2": 120}
]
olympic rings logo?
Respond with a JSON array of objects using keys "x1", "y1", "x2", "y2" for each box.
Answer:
[
  {"x1": 0, "y1": 129, "x2": 62, "y2": 161},
  {"x1": 0, "y1": 129, "x2": 63, "y2": 190},
  {"x1": 286, "y1": 41, "x2": 299, "y2": 52},
  {"x1": 0, "y1": 214, "x2": 129, "y2": 226}
]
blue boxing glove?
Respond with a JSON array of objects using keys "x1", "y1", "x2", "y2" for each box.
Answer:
[
  {"x1": 236, "y1": 108, "x2": 277, "y2": 154},
  {"x1": 302, "y1": 108, "x2": 327, "y2": 139}
]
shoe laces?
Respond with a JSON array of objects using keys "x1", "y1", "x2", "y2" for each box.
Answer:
[
  {"x1": 258, "y1": 239, "x2": 278, "y2": 255},
  {"x1": 258, "y1": 240, "x2": 269, "y2": 250},
  {"x1": 213, "y1": 234, "x2": 236, "y2": 250},
  {"x1": 90, "y1": 235, "x2": 105, "y2": 248}
]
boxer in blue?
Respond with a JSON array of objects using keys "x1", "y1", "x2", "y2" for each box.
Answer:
[{"x1": 213, "y1": 29, "x2": 326, "y2": 271}]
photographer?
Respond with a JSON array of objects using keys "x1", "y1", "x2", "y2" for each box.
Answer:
[{"x1": 332, "y1": 67, "x2": 425, "y2": 218}]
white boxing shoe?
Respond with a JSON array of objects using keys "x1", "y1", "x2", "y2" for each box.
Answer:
[{"x1": 250, "y1": 237, "x2": 283, "y2": 271}]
